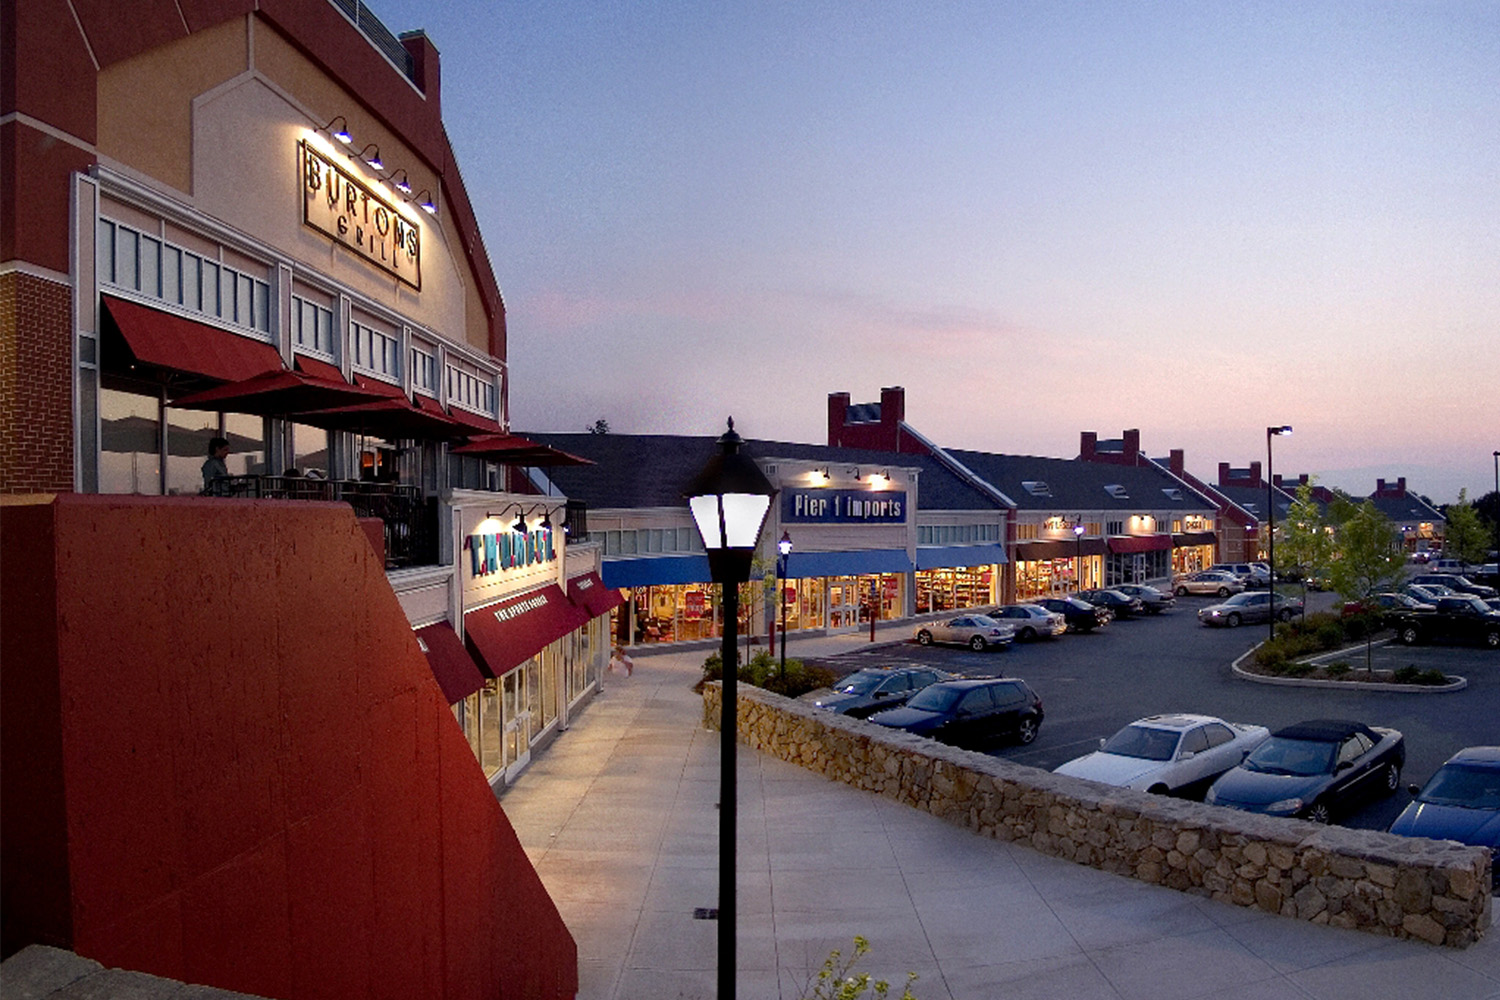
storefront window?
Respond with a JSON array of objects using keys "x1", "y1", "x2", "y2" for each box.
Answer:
[
  {"x1": 100, "y1": 385, "x2": 161, "y2": 495},
  {"x1": 1106, "y1": 549, "x2": 1170, "y2": 586},
  {"x1": 1172, "y1": 546, "x2": 1213, "y2": 576},
  {"x1": 479, "y1": 680, "x2": 502, "y2": 778},
  {"x1": 291, "y1": 422, "x2": 329, "y2": 477},
  {"x1": 1015, "y1": 558, "x2": 1088, "y2": 599},
  {"x1": 915, "y1": 567, "x2": 992, "y2": 612},
  {"x1": 165, "y1": 406, "x2": 218, "y2": 495}
]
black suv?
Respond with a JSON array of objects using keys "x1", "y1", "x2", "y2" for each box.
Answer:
[
  {"x1": 1033, "y1": 596, "x2": 1110, "y2": 632},
  {"x1": 1391, "y1": 595, "x2": 1500, "y2": 649},
  {"x1": 869, "y1": 677, "x2": 1044, "y2": 748}
]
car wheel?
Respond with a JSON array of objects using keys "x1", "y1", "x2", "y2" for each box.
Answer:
[
  {"x1": 1015, "y1": 715, "x2": 1039, "y2": 745},
  {"x1": 1398, "y1": 626, "x2": 1420, "y2": 646},
  {"x1": 1147, "y1": 784, "x2": 1169, "y2": 795},
  {"x1": 916, "y1": 630, "x2": 932, "y2": 646},
  {"x1": 1486, "y1": 631, "x2": 1500, "y2": 649},
  {"x1": 1175, "y1": 586, "x2": 1188, "y2": 597},
  {"x1": 1304, "y1": 801, "x2": 1332, "y2": 824},
  {"x1": 969, "y1": 635, "x2": 987, "y2": 652},
  {"x1": 1019, "y1": 627, "x2": 1036, "y2": 641},
  {"x1": 1382, "y1": 763, "x2": 1400, "y2": 794},
  {"x1": 1217, "y1": 587, "x2": 1230, "y2": 597},
  {"x1": 1226, "y1": 613, "x2": 1241, "y2": 628},
  {"x1": 1277, "y1": 609, "x2": 1293, "y2": 622}
]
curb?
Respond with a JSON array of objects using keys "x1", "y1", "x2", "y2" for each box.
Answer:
[{"x1": 1230, "y1": 641, "x2": 1468, "y2": 693}]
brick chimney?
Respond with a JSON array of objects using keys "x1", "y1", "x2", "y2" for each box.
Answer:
[
  {"x1": 1169, "y1": 449, "x2": 1185, "y2": 476},
  {"x1": 1374, "y1": 477, "x2": 1407, "y2": 499},
  {"x1": 1122, "y1": 429, "x2": 1140, "y2": 463},
  {"x1": 880, "y1": 386, "x2": 905, "y2": 426},
  {"x1": 1080, "y1": 432, "x2": 1098, "y2": 461},
  {"x1": 827, "y1": 392, "x2": 851, "y2": 447}
]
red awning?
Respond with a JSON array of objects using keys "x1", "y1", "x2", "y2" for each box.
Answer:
[
  {"x1": 301, "y1": 394, "x2": 469, "y2": 439},
  {"x1": 1107, "y1": 534, "x2": 1173, "y2": 554},
  {"x1": 447, "y1": 407, "x2": 505, "y2": 436},
  {"x1": 103, "y1": 294, "x2": 282, "y2": 382},
  {"x1": 451, "y1": 434, "x2": 594, "y2": 466},
  {"x1": 414, "y1": 623, "x2": 488, "y2": 704},
  {"x1": 293, "y1": 355, "x2": 346, "y2": 383},
  {"x1": 168, "y1": 368, "x2": 389, "y2": 414},
  {"x1": 464, "y1": 584, "x2": 589, "y2": 678},
  {"x1": 1014, "y1": 538, "x2": 1108, "y2": 561},
  {"x1": 352, "y1": 373, "x2": 407, "y2": 398},
  {"x1": 567, "y1": 571, "x2": 625, "y2": 619}
]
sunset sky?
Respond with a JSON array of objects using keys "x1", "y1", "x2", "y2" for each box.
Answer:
[{"x1": 371, "y1": 1, "x2": 1498, "y2": 504}]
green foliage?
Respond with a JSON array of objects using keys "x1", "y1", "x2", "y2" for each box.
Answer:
[
  {"x1": 1326, "y1": 661, "x2": 1351, "y2": 676},
  {"x1": 1279, "y1": 480, "x2": 1334, "y2": 580},
  {"x1": 1327, "y1": 500, "x2": 1405, "y2": 601},
  {"x1": 1442, "y1": 489, "x2": 1490, "y2": 565},
  {"x1": 1392, "y1": 666, "x2": 1449, "y2": 686},
  {"x1": 1282, "y1": 662, "x2": 1315, "y2": 678},
  {"x1": 1252, "y1": 612, "x2": 1377, "y2": 669},
  {"x1": 700, "y1": 649, "x2": 836, "y2": 698},
  {"x1": 797, "y1": 937, "x2": 919, "y2": 1000}
]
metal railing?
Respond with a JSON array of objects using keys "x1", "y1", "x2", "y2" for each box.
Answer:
[
  {"x1": 328, "y1": 0, "x2": 417, "y2": 84},
  {"x1": 205, "y1": 476, "x2": 438, "y2": 569}
]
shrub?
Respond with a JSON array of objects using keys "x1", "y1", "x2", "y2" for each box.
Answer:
[
  {"x1": 1326, "y1": 661, "x2": 1351, "y2": 677},
  {"x1": 1419, "y1": 668, "x2": 1449, "y2": 686},
  {"x1": 1392, "y1": 665, "x2": 1421, "y2": 684},
  {"x1": 1282, "y1": 662, "x2": 1314, "y2": 678},
  {"x1": 700, "y1": 649, "x2": 836, "y2": 698},
  {"x1": 1314, "y1": 621, "x2": 1345, "y2": 650},
  {"x1": 797, "y1": 936, "x2": 919, "y2": 1000}
]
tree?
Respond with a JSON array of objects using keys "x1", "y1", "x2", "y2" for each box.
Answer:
[
  {"x1": 1327, "y1": 500, "x2": 1405, "y2": 601},
  {"x1": 1441, "y1": 489, "x2": 1489, "y2": 565},
  {"x1": 1278, "y1": 481, "x2": 1334, "y2": 585},
  {"x1": 586, "y1": 418, "x2": 610, "y2": 435}
]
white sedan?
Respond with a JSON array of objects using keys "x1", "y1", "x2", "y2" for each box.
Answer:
[
  {"x1": 913, "y1": 614, "x2": 1016, "y2": 651},
  {"x1": 1054, "y1": 714, "x2": 1271, "y2": 798}
]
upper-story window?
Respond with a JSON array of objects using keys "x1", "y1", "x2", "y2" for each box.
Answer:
[
  {"x1": 447, "y1": 359, "x2": 498, "y2": 417},
  {"x1": 291, "y1": 294, "x2": 336, "y2": 358},
  {"x1": 410, "y1": 344, "x2": 438, "y2": 396},
  {"x1": 350, "y1": 317, "x2": 400, "y2": 380},
  {"x1": 98, "y1": 218, "x2": 270, "y2": 335}
]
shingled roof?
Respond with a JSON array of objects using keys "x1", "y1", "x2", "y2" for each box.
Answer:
[{"x1": 943, "y1": 449, "x2": 1218, "y2": 513}]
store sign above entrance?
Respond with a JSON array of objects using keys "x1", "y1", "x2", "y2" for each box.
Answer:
[
  {"x1": 301, "y1": 140, "x2": 421, "y2": 289},
  {"x1": 465, "y1": 527, "x2": 556, "y2": 580},
  {"x1": 781, "y1": 488, "x2": 907, "y2": 524}
]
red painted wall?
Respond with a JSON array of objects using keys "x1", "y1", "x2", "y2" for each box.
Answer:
[{"x1": 0, "y1": 494, "x2": 577, "y2": 999}]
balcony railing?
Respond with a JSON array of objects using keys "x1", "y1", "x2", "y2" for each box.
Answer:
[
  {"x1": 205, "y1": 476, "x2": 439, "y2": 569},
  {"x1": 328, "y1": 0, "x2": 417, "y2": 84}
]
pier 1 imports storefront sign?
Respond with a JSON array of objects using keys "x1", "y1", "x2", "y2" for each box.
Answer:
[
  {"x1": 781, "y1": 488, "x2": 907, "y2": 524},
  {"x1": 301, "y1": 140, "x2": 421, "y2": 289}
]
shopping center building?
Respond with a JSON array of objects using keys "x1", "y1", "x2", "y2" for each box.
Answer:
[{"x1": 4, "y1": 4, "x2": 583, "y2": 995}]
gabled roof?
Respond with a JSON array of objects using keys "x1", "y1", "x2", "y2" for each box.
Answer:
[
  {"x1": 1365, "y1": 493, "x2": 1445, "y2": 524},
  {"x1": 1214, "y1": 483, "x2": 1295, "y2": 521},
  {"x1": 943, "y1": 450, "x2": 1218, "y2": 513},
  {"x1": 517, "y1": 433, "x2": 1006, "y2": 513}
]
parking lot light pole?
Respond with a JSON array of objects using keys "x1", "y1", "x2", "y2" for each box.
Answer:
[
  {"x1": 1493, "y1": 451, "x2": 1499, "y2": 558},
  {"x1": 1074, "y1": 522, "x2": 1086, "y2": 592},
  {"x1": 1267, "y1": 425, "x2": 1293, "y2": 645},
  {"x1": 685, "y1": 419, "x2": 775, "y2": 1000},
  {"x1": 777, "y1": 532, "x2": 792, "y2": 678}
]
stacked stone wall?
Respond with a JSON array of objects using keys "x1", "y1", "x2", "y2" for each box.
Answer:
[{"x1": 705, "y1": 683, "x2": 1492, "y2": 948}]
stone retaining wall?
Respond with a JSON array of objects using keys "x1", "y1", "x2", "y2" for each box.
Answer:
[{"x1": 704, "y1": 684, "x2": 1493, "y2": 948}]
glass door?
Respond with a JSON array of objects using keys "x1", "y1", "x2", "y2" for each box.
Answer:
[{"x1": 502, "y1": 669, "x2": 531, "y2": 781}]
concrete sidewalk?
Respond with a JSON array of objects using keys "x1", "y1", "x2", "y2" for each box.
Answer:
[{"x1": 500, "y1": 631, "x2": 1500, "y2": 1000}]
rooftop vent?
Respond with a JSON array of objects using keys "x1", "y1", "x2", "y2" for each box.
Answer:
[
  {"x1": 1104, "y1": 484, "x2": 1129, "y2": 500},
  {"x1": 1161, "y1": 488, "x2": 1184, "y2": 501},
  {"x1": 1242, "y1": 503, "x2": 1259, "y2": 514},
  {"x1": 1022, "y1": 481, "x2": 1052, "y2": 497}
]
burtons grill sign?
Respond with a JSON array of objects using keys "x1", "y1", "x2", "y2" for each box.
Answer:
[{"x1": 301, "y1": 140, "x2": 421, "y2": 289}]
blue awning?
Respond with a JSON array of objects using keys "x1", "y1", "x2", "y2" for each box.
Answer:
[
  {"x1": 915, "y1": 544, "x2": 1009, "y2": 571},
  {"x1": 784, "y1": 548, "x2": 912, "y2": 579},
  {"x1": 602, "y1": 554, "x2": 710, "y2": 588}
]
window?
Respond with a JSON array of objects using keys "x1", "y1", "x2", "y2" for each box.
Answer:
[
  {"x1": 1180, "y1": 728, "x2": 1209, "y2": 755},
  {"x1": 1106, "y1": 521, "x2": 1124, "y2": 535},
  {"x1": 293, "y1": 296, "x2": 336, "y2": 356},
  {"x1": 1104, "y1": 485, "x2": 1129, "y2": 499},
  {"x1": 1022, "y1": 481, "x2": 1052, "y2": 497},
  {"x1": 350, "y1": 318, "x2": 399, "y2": 379},
  {"x1": 98, "y1": 218, "x2": 271, "y2": 334},
  {"x1": 958, "y1": 689, "x2": 994, "y2": 713},
  {"x1": 410, "y1": 345, "x2": 438, "y2": 395},
  {"x1": 447, "y1": 361, "x2": 497, "y2": 416},
  {"x1": 1204, "y1": 723, "x2": 1236, "y2": 748}
]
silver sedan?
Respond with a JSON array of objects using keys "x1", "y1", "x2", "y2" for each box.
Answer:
[
  {"x1": 914, "y1": 614, "x2": 1017, "y2": 651},
  {"x1": 1198, "y1": 591, "x2": 1304, "y2": 627}
]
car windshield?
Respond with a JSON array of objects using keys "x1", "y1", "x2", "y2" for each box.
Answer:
[
  {"x1": 1243, "y1": 737, "x2": 1335, "y2": 776},
  {"x1": 969, "y1": 615, "x2": 1002, "y2": 628},
  {"x1": 906, "y1": 685, "x2": 964, "y2": 712},
  {"x1": 1419, "y1": 764, "x2": 1500, "y2": 810},
  {"x1": 835, "y1": 672, "x2": 886, "y2": 695},
  {"x1": 1101, "y1": 725, "x2": 1181, "y2": 761}
]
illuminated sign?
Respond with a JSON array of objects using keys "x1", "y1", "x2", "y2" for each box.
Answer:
[
  {"x1": 466, "y1": 528, "x2": 556, "y2": 579},
  {"x1": 301, "y1": 140, "x2": 421, "y2": 289},
  {"x1": 781, "y1": 489, "x2": 906, "y2": 524}
]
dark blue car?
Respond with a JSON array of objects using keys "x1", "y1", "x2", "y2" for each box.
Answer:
[
  {"x1": 1205, "y1": 719, "x2": 1405, "y2": 824},
  {"x1": 1388, "y1": 747, "x2": 1500, "y2": 848},
  {"x1": 869, "y1": 677, "x2": 1043, "y2": 748}
]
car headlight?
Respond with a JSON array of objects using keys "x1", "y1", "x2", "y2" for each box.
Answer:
[
  {"x1": 1204, "y1": 786, "x2": 1218, "y2": 804},
  {"x1": 1265, "y1": 797, "x2": 1304, "y2": 815}
]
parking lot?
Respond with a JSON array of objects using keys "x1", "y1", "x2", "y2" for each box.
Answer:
[{"x1": 812, "y1": 590, "x2": 1500, "y2": 831}]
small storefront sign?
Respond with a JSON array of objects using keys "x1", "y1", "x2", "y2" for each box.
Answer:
[
  {"x1": 685, "y1": 590, "x2": 705, "y2": 619},
  {"x1": 301, "y1": 140, "x2": 422, "y2": 289},
  {"x1": 781, "y1": 488, "x2": 906, "y2": 524},
  {"x1": 466, "y1": 527, "x2": 556, "y2": 579}
]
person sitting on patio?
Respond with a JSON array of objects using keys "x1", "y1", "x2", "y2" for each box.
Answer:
[{"x1": 200, "y1": 437, "x2": 230, "y2": 494}]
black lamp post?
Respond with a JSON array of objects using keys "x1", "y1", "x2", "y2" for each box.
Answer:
[
  {"x1": 1492, "y1": 451, "x2": 1499, "y2": 559},
  {"x1": 684, "y1": 418, "x2": 775, "y2": 1000},
  {"x1": 1073, "y1": 522, "x2": 1086, "y2": 592},
  {"x1": 1266, "y1": 425, "x2": 1292, "y2": 645},
  {"x1": 776, "y1": 531, "x2": 792, "y2": 678}
]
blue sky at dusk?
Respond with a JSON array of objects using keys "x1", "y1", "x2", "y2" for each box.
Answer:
[{"x1": 371, "y1": 1, "x2": 1498, "y2": 504}]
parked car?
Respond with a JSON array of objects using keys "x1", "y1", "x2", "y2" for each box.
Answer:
[
  {"x1": 1468, "y1": 563, "x2": 1500, "y2": 587},
  {"x1": 987, "y1": 603, "x2": 1067, "y2": 640},
  {"x1": 1343, "y1": 592, "x2": 1435, "y2": 626},
  {"x1": 1033, "y1": 596, "x2": 1110, "y2": 633},
  {"x1": 1077, "y1": 588, "x2": 1147, "y2": 619},
  {"x1": 1054, "y1": 714, "x2": 1270, "y2": 798},
  {"x1": 802, "y1": 666, "x2": 955, "y2": 719},
  {"x1": 1390, "y1": 595, "x2": 1500, "y2": 649},
  {"x1": 1205, "y1": 719, "x2": 1405, "y2": 823},
  {"x1": 1388, "y1": 746, "x2": 1500, "y2": 849},
  {"x1": 1112, "y1": 583, "x2": 1176, "y2": 614},
  {"x1": 869, "y1": 677, "x2": 1043, "y2": 747},
  {"x1": 1210, "y1": 563, "x2": 1270, "y2": 588},
  {"x1": 913, "y1": 614, "x2": 1016, "y2": 651},
  {"x1": 1409, "y1": 573, "x2": 1498, "y2": 600},
  {"x1": 1402, "y1": 582, "x2": 1456, "y2": 604},
  {"x1": 1197, "y1": 591, "x2": 1304, "y2": 628},
  {"x1": 1173, "y1": 570, "x2": 1245, "y2": 598}
]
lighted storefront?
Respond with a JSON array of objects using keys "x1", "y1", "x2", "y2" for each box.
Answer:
[{"x1": 914, "y1": 566, "x2": 993, "y2": 612}]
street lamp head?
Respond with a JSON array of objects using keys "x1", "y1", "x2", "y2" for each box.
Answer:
[
  {"x1": 778, "y1": 531, "x2": 793, "y2": 557},
  {"x1": 1268, "y1": 425, "x2": 1293, "y2": 437},
  {"x1": 685, "y1": 418, "x2": 777, "y2": 583},
  {"x1": 1073, "y1": 524, "x2": 1086, "y2": 537}
]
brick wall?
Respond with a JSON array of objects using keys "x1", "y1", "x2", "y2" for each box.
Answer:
[{"x1": 0, "y1": 272, "x2": 74, "y2": 492}]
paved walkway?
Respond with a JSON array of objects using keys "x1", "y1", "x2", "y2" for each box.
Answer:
[{"x1": 500, "y1": 627, "x2": 1500, "y2": 1000}]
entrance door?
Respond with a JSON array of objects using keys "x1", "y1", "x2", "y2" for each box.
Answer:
[
  {"x1": 502, "y1": 668, "x2": 531, "y2": 781},
  {"x1": 827, "y1": 578, "x2": 860, "y2": 633}
]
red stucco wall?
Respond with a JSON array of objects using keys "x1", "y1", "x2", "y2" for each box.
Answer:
[{"x1": 0, "y1": 493, "x2": 577, "y2": 999}]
